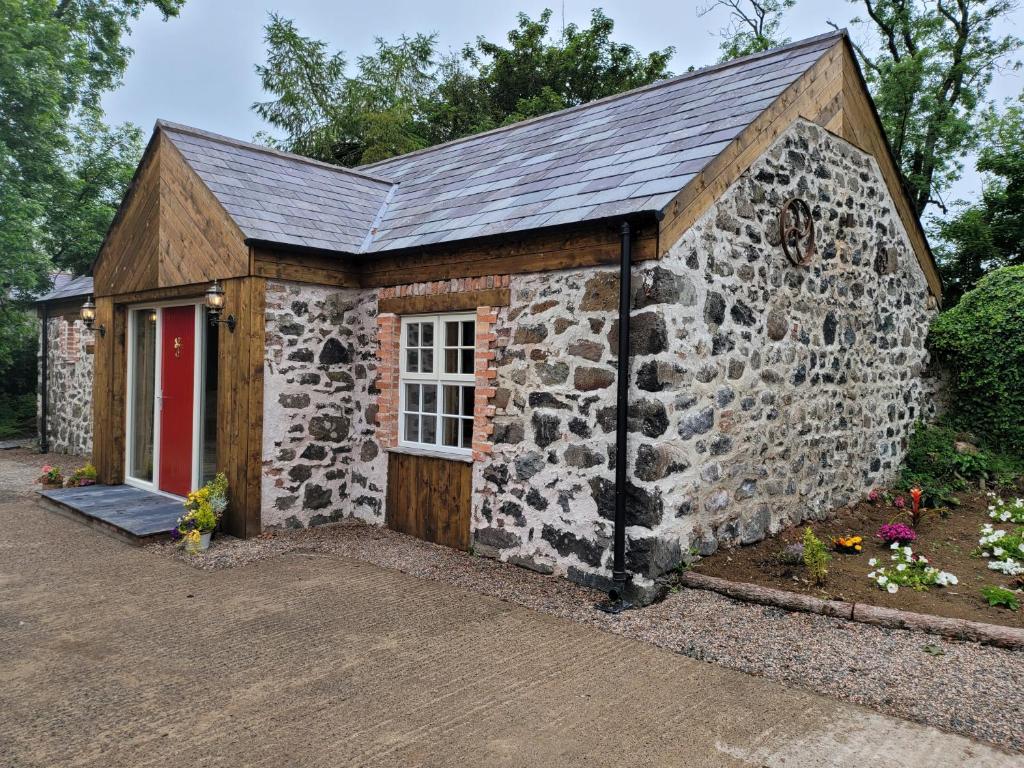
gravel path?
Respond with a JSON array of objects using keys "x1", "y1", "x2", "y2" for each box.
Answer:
[{"x1": 149, "y1": 520, "x2": 1024, "y2": 754}]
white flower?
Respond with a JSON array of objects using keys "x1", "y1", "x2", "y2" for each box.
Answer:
[
  {"x1": 903, "y1": 546, "x2": 913, "y2": 557},
  {"x1": 877, "y1": 575, "x2": 889, "y2": 586},
  {"x1": 994, "y1": 547, "x2": 1005, "y2": 557},
  {"x1": 936, "y1": 571, "x2": 958, "y2": 586},
  {"x1": 1000, "y1": 512, "x2": 1011, "y2": 522},
  {"x1": 887, "y1": 583, "x2": 899, "y2": 594},
  {"x1": 896, "y1": 563, "x2": 908, "y2": 572},
  {"x1": 868, "y1": 558, "x2": 878, "y2": 567},
  {"x1": 918, "y1": 555, "x2": 928, "y2": 564},
  {"x1": 867, "y1": 571, "x2": 877, "y2": 579},
  {"x1": 1015, "y1": 499, "x2": 1023, "y2": 508},
  {"x1": 890, "y1": 541, "x2": 900, "y2": 550}
]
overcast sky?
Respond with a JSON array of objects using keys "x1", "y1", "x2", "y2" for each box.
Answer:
[{"x1": 101, "y1": 0, "x2": 1024, "y2": 209}]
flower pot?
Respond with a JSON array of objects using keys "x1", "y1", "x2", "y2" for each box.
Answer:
[{"x1": 197, "y1": 531, "x2": 212, "y2": 551}]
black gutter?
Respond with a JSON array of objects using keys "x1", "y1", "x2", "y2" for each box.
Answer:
[
  {"x1": 598, "y1": 220, "x2": 634, "y2": 613},
  {"x1": 39, "y1": 302, "x2": 49, "y2": 454}
]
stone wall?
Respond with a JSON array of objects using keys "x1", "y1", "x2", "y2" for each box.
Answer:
[
  {"x1": 256, "y1": 120, "x2": 940, "y2": 597},
  {"x1": 38, "y1": 315, "x2": 94, "y2": 455},
  {"x1": 261, "y1": 281, "x2": 385, "y2": 528},
  {"x1": 472, "y1": 119, "x2": 939, "y2": 593}
]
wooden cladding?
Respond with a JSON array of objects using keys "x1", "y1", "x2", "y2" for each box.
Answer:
[
  {"x1": 92, "y1": 298, "x2": 127, "y2": 485},
  {"x1": 214, "y1": 276, "x2": 265, "y2": 538},
  {"x1": 93, "y1": 132, "x2": 250, "y2": 299},
  {"x1": 386, "y1": 451, "x2": 471, "y2": 551},
  {"x1": 253, "y1": 219, "x2": 660, "y2": 290}
]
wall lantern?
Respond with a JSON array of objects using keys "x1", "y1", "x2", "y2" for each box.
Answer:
[
  {"x1": 205, "y1": 280, "x2": 236, "y2": 332},
  {"x1": 80, "y1": 296, "x2": 105, "y2": 337}
]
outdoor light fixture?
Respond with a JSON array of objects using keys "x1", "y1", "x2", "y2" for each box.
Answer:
[
  {"x1": 205, "y1": 279, "x2": 235, "y2": 332},
  {"x1": 80, "y1": 296, "x2": 105, "y2": 337}
]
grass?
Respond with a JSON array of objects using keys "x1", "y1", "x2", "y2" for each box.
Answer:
[{"x1": 0, "y1": 393, "x2": 36, "y2": 440}]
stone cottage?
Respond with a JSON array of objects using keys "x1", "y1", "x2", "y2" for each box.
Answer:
[{"x1": 70, "y1": 30, "x2": 942, "y2": 600}]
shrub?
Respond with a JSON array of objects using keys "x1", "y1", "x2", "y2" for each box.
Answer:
[
  {"x1": 981, "y1": 585, "x2": 1021, "y2": 611},
  {"x1": 899, "y1": 421, "x2": 1021, "y2": 503},
  {"x1": 929, "y1": 265, "x2": 1024, "y2": 453},
  {"x1": 802, "y1": 527, "x2": 830, "y2": 586},
  {"x1": 66, "y1": 463, "x2": 97, "y2": 487}
]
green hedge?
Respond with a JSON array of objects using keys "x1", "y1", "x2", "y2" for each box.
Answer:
[{"x1": 929, "y1": 265, "x2": 1024, "y2": 455}]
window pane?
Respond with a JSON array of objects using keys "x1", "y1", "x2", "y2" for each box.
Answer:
[
  {"x1": 421, "y1": 384, "x2": 437, "y2": 413},
  {"x1": 130, "y1": 309, "x2": 157, "y2": 481},
  {"x1": 442, "y1": 416, "x2": 460, "y2": 447},
  {"x1": 461, "y1": 385, "x2": 474, "y2": 417},
  {"x1": 461, "y1": 417, "x2": 473, "y2": 448},
  {"x1": 445, "y1": 348, "x2": 458, "y2": 374},
  {"x1": 421, "y1": 348, "x2": 434, "y2": 374},
  {"x1": 405, "y1": 383, "x2": 419, "y2": 412},
  {"x1": 445, "y1": 320, "x2": 459, "y2": 347},
  {"x1": 406, "y1": 349, "x2": 418, "y2": 373},
  {"x1": 443, "y1": 384, "x2": 460, "y2": 415},
  {"x1": 421, "y1": 321, "x2": 434, "y2": 346},
  {"x1": 407, "y1": 323, "x2": 418, "y2": 347},
  {"x1": 421, "y1": 414, "x2": 437, "y2": 444},
  {"x1": 404, "y1": 413, "x2": 419, "y2": 442},
  {"x1": 461, "y1": 320, "x2": 474, "y2": 347},
  {"x1": 461, "y1": 348, "x2": 474, "y2": 374}
]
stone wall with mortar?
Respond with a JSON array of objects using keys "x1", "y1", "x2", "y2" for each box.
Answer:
[
  {"x1": 38, "y1": 315, "x2": 94, "y2": 455},
  {"x1": 471, "y1": 119, "x2": 939, "y2": 593},
  {"x1": 261, "y1": 281, "x2": 385, "y2": 529}
]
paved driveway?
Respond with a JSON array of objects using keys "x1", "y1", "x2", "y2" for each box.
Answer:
[{"x1": 0, "y1": 496, "x2": 1015, "y2": 767}]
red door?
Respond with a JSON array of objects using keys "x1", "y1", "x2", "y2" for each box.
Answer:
[{"x1": 159, "y1": 305, "x2": 195, "y2": 497}]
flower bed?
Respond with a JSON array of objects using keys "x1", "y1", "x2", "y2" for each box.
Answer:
[{"x1": 692, "y1": 489, "x2": 1024, "y2": 629}]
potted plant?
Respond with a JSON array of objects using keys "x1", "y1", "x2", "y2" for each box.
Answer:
[
  {"x1": 65, "y1": 463, "x2": 98, "y2": 488},
  {"x1": 174, "y1": 473, "x2": 229, "y2": 553},
  {"x1": 37, "y1": 465, "x2": 64, "y2": 488}
]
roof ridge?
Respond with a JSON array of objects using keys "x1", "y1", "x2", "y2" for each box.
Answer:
[
  {"x1": 156, "y1": 120, "x2": 398, "y2": 185},
  {"x1": 358, "y1": 29, "x2": 847, "y2": 171}
]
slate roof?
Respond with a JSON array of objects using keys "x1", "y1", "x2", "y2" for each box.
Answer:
[
  {"x1": 36, "y1": 274, "x2": 93, "y2": 303},
  {"x1": 358, "y1": 31, "x2": 842, "y2": 252},
  {"x1": 160, "y1": 123, "x2": 394, "y2": 253},
  {"x1": 154, "y1": 31, "x2": 844, "y2": 256}
]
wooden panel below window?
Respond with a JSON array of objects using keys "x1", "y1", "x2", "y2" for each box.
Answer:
[{"x1": 386, "y1": 451, "x2": 471, "y2": 551}]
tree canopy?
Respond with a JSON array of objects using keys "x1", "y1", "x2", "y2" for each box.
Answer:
[
  {"x1": 0, "y1": 0, "x2": 183, "y2": 370},
  {"x1": 253, "y1": 9, "x2": 674, "y2": 167}
]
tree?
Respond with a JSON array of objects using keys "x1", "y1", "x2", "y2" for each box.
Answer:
[
  {"x1": 840, "y1": 0, "x2": 1020, "y2": 217},
  {"x1": 700, "y1": 0, "x2": 795, "y2": 61},
  {"x1": 463, "y1": 9, "x2": 674, "y2": 125},
  {"x1": 253, "y1": 8, "x2": 674, "y2": 166},
  {"x1": 0, "y1": 0, "x2": 183, "y2": 369},
  {"x1": 934, "y1": 95, "x2": 1024, "y2": 302}
]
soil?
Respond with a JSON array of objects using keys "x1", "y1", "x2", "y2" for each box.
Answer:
[{"x1": 693, "y1": 490, "x2": 1024, "y2": 629}]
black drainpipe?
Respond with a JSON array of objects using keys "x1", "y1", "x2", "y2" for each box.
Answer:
[
  {"x1": 598, "y1": 220, "x2": 633, "y2": 613},
  {"x1": 39, "y1": 302, "x2": 49, "y2": 454}
]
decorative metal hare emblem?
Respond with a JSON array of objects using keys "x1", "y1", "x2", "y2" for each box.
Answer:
[
  {"x1": 779, "y1": 197, "x2": 815, "y2": 266},
  {"x1": 174, "y1": 336, "x2": 183, "y2": 359}
]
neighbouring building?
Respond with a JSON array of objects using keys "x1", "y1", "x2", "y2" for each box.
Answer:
[
  {"x1": 68, "y1": 31, "x2": 944, "y2": 599},
  {"x1": 36, "y1": 274, "x2": 95, "y2": 455}
]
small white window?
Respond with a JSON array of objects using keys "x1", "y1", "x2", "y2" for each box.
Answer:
[{"x1": 400, "y1": 313, "x2": 475, "y2": 455}]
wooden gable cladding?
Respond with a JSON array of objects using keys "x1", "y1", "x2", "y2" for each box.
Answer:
[
  {"x1": 657, "y1": 39, "x2": 941, "y2": 299},
  {"x1": 93, "y1": 131, "x2": 249, "y2": 299},
  {"x1": 158, "y1": 135, "x2": 250, "y2": 289},
  {"x1": 93, "y1": 140, "x2": 161, "y2": 297},
  {"x1": 251, "y1": 218, "x2": 659, "y2": 290}
]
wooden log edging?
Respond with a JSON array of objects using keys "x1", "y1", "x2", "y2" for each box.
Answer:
[{"x1": 679, "y1": 571, "x2": 1024, "y2": 651}]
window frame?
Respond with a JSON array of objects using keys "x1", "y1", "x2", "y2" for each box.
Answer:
[{"x1": 398, "y1": 312, "x2": 476, "y2": 458}]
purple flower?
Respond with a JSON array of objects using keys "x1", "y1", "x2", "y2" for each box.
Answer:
[
  {"x1": 169, "y1": 528, "x2": 181, "y2": 541},
  {"x1": 877, "y1": 523, "x2": 916, "y2": 544},
  {"x1": 868, "y1": 489, "x2": 880, "y2": 503},
  {"x1": 894, "y1": 496, "x2": 906, "y2": 509}
]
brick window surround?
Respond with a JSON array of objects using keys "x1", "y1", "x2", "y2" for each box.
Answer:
[{"x1": 376, "y1": 276, "x2": 510, "y2": 462}]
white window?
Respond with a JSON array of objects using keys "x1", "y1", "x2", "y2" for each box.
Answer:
[{"x1": 400, "y1": 313, "x2": 476, "y2": 456}]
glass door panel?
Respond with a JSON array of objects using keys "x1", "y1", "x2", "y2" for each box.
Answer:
[{"x1": 129, "y1": 309, "x2": 158, "y2": 482}]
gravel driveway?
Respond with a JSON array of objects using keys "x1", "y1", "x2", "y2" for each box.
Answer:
[{"x1": 3, "y1": 448, "x2": 1022, "y2": 762}]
